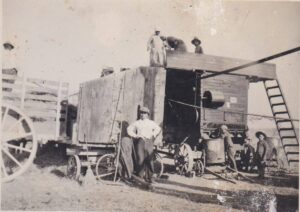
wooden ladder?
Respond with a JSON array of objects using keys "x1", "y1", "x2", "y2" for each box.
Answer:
[{"x1": 264, "y1": 79, "x2": 299, "y2": 169}]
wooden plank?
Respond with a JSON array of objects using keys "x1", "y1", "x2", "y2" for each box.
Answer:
[
  {"x1": 25, "y1": 93, "x2": 58, "y2": 102},
  {"x1": 55, "y1": 81, "x2": 63, "y2": 138},
  {"x1": 25, "y1": 86, "x2": 58, "y2": 96},
  {"x1": 1, "y1": 98, "x2": 21, "y2": 107},
  {"x1": 166, "y1": 51, "x2": 277, "y2": 80},
  {"x1": 2, "y1": 73, "x2": 22, "y2": 81},
  {"x1": 24, "y1": 101, "x2": 57, "y2": 110},
  {"x1": 25, "y1": 110, "x2": 57, "y2": 118},
  {"x1": 2, "y1": 91, "x2": 22, "y2": 98},
  {"x1": 1, "y1": 82, "x2": 23, "y2": 90},
  {"x1": 24, "y1": 106, "x2": 57, "y2": 113},
  {"x1": 27, "y1": 78, "x2": 61, "y2": 87}
]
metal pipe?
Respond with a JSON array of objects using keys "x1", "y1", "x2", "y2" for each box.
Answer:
[{"x1": 200, "y1": 47, "x2": 300, "y2": 80}]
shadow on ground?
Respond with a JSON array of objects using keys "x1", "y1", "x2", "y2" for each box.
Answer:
[{"x1": 34, "y1": 141, "x2": 68, "y2": 168}]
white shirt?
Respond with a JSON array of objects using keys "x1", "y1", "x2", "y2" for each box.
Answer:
[
  {"x1": 147, "y1": 35, "x2": 164, "y2": 51},
  {"x1": 127, "y1": 119, "x2": 161, "y2": 140}
]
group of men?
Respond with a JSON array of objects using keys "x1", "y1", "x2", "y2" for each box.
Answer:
[
  {"x1": 221, "y1": 125, "x2": 278, "y2": 179},
  {"x1": 147, "y1": 27, "x2": 203, "y2": 67},
  {"x1": 121, "y1": 106, "x2": 277, "y2": 183}
]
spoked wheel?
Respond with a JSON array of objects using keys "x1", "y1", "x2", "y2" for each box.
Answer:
[
  {"x1": 194, "y1": 160, "x2": 205, "y2": 177},
  {"x1": 1, "y1": 104, "x2": 38, "y2": 183},
  {"x1": 174, "y1": 143, "x2": 194, "y2": 175},
  {"x1": 153, "y1": 152, "x2": 164, "y2": 178},
  {"x1": 66, "y1": 155, "x2": 81, "y2": 180},
  {"x1": 96, "y1": 154, "x2": 119, "y2": 181}
]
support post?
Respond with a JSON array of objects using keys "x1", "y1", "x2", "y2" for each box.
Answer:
[{"x1": 55, "y1": 81, "x2": 62, "y2": 139}]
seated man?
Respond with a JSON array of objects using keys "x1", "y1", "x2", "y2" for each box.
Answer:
[
  {"x1": 127, "y1": 106, "x2": 161, "y2": 183},
  {"x1": 240, "y1": 137, "x2": 255, "y2": 172}
]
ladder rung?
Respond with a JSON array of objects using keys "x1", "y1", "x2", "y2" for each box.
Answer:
[
  {"x1": 266, "y1": 85, "x2": 279, "y2": 90},
  {"x1": 274, "y1": 111, "x2": 288, "y2": 115},
  {"x1": 283, "y1": 144, "x2": 299, "y2": 148},
  {"x1": 286, "y1": 152, "x2": 299, "y2": 155},
  {"x1": 271, "y1": 103, "x2": 285, "y2": 107},
  {"x1": 276, "y1": 119, "x2": 291, "y2": 123},
  {"x1": 289, "y1": 159, "x2": 299, "y2": 163},
  {"x1": 279, "y1": 128, "x2": 294, "y2": 131},
  {"x1": 269, "y1": 94, "x2": 282, "y2": 99},
  {"x1": 281, "y1": 136, "x2": 297, "y2": 139}
]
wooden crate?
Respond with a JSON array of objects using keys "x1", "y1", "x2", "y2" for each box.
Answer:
[
  {"x1": 2, "y1": 71, "x2": 69, "y2": 142},
  {"x1": 75, "y1": 67, "x2": 166, "y2": 145}
]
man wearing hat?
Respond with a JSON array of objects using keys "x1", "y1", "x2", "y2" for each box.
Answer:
[
  {"x1": 127, "y1": 106, "x2": 161, "y2": 183},
  {"x1": 165, "y1": 36, "x2": 187, "y2": 52},
  {"x1": 254, "y1": 131, "x2": 268, "y2": 178},
  {"x1": 147, "y1": 27, "x2": 166, "y2": 67},
  {"x1": 191, "y1": 37, "x2": 203, "y2": 54},
  {"x1": 220, "y1": 125, "x2": 237, "y2": 171},
  {"x1": 255, "y1": 131, "x2": 279, "y2": 178}
]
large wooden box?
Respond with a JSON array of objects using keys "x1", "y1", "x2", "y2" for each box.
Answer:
[{"x1": 76, "y1": 67, "x2": 166, "y2": 145}]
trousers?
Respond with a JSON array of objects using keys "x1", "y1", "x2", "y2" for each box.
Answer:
[
  {"x1": 134, "y1": 138, "x2": 154, "y2": 179},
  {"x1": 227, "y1": 147, "x2": 238, "y2": 171}
]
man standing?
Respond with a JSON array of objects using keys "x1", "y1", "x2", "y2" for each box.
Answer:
[
  {"x1": 127, "y1": 106, "x2": 161, "y2": 183},
  {"x1": 147, "y1": 27, "x2": 165, "y2": 67},
  {"x1": 220, "y1": 125, "x2": 238, "y2": 171},
  {"x1": 191, "y1": 37, "x2": 203, "y2": 54},
  {"x1": 254, "y1": 131, "x2": 278, "y2": 179}
]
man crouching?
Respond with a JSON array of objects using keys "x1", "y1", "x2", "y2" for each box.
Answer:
[{"x1": 127, "y1": 106, "x2": 161, "y2": 183}]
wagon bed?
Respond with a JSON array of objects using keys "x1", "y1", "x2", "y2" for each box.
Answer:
[{"x1": 2, "y1": 69, "x2": 69, "y2": 142}]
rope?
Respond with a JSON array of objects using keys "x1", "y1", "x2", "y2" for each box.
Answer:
[{"x1": 168, "y1": 99, "x2": 299, "y2": 122}]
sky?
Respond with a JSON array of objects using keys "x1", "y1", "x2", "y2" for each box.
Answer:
[{"x1": 2, "y1": 0, "x2": 300, "y2": 130}]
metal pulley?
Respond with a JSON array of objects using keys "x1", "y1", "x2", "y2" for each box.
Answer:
[{"x1": 202, "y1": 90, "x2": 225, "y2": 108}]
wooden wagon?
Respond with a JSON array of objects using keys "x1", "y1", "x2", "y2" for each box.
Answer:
[{"x1": 1, "y1": 69, "x2": 69, "y2": 182}]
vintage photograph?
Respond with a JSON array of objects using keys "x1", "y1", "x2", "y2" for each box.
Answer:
[{"x1": 1, "y1": 0, "x2": 299, "y2": 211}]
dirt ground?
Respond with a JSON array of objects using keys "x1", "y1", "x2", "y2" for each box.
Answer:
[{"x1": 1, "y1": 143, "x2": 299, "y2": 211}]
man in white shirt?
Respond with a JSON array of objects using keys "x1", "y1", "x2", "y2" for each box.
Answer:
[
  {"x1": 127, "y1": 106, "x2": 161, "y2": 183},
  {"x1": 147, "y1": 27, "x2": 166, "y2": 67}
]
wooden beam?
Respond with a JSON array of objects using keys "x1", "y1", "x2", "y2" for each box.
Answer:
[{"x1": 166, "y1": 51, "x2": 277, "y2": 80}]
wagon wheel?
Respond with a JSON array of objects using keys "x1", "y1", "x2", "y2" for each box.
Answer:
[
  {"x1": 96, "y1": 154, "x2": 119, "y2": 181},
  {"x1": 153, "y1": 152, "x2": 164, "y2": 178},
  {"x1": 1, "y1": 104, "x2": 38, "y2": 183},
  {"x1": 174, "y1": 143, "x2": 194, "y2": 175},
  {"x1": 66, "y1": 155, "x2": 81, "y2": 180},
  {"x1": 194, "y1": 160, "x2": 205, "y2": 177}
]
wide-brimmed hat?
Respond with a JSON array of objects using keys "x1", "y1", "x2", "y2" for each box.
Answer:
[
  {"x1": 140, "y1": 106, "x2": 150, "y2": 114},
  {"x1": 191, "y1": 37, "x2": 201, "y2": 45},
  {"x1": 255, "y1": 131, "x2": 267, "y2": 139}
]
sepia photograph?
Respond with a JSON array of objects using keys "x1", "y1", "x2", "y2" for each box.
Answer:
[{"x1": 1, "y1": 0, "x2": 299, "y2": 211}]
